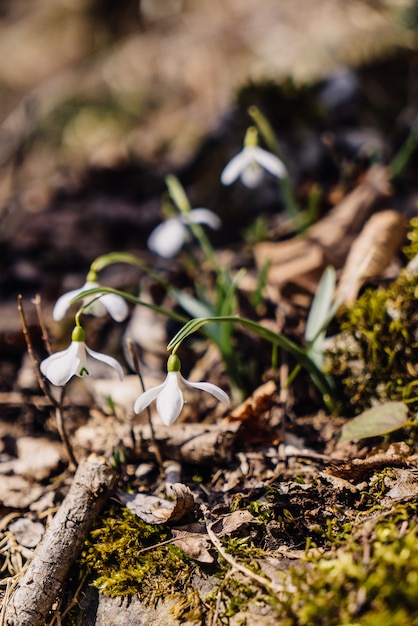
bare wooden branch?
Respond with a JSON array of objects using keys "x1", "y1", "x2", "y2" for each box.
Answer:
[
  {"x1": 3, "y1": 455, "x2": 117, "y2": 626},
  {"x1": 75, "y1": 418, "x2": 242, "y2": 466},
  {"x1": 133, "y1": 420, "x2": 241, "y2": 466}
]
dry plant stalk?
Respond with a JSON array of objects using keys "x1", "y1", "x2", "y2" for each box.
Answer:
[
  {"x1": 3, "y1": 455, "x2": 117, "y2": 626},
  {"x1": 202, "y1": 505, "x2": 295, "y2": 596}
]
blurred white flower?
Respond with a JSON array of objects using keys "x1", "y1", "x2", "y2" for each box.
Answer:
[
  {"x1": 134, "y1": 354, "x2": 229, "y2": 425},
  {"x1": 53, "y1": 280, "x2": 129, "y2": 322},
  {"x1": 147, "y1": 208, "x2": 221, "y2": 258},
  {"x1": 40, "y1": 326, "x2": 124, "y2": 387},
  {"x1": 221, "y1": 145, "x2": 287, "y2": 188}
]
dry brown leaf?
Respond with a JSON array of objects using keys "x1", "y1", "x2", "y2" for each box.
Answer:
[
  {"x1": 212, "y1": 509, "x2": 258, "y2": 538},
  {"x1": 228, "y1": 380, "x2": 277, "y2": 422},
  {"x1": 336, "y1": 209, "x2": 408, "y2": 304},
  {"x1": 382, "y1": 469, "x2": 418, "y2": 503},
  {"x1": 327, "y1": 442, "x2": 411, "y2": 481},
  {"x1": 254, "y1": 166, "x2": 392, "y2": 296},
  {"x1": 171, "y1": 523, "x2": 214, "y2": 563},
  {"x1": 118, "y1": 483, "x2": 195, "y2": 525}
]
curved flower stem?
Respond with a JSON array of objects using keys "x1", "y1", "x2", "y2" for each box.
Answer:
[
  {"x1": 165, "y1": 175, "x2": 230, "y2": 290},
  {"x1": 89, "y1": 251, "x2": 173, "y2": 292},
  {"x1": 168, "y1": 315, "x2": 336, "y2": 411},
  {"x1": 70, "y1": 287, "x2": 189, "y2": 324},
  {"x1": 248, "y1": 105, "x2": 299, "y2": 221}
]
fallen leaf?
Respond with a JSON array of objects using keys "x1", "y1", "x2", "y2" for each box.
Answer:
[
  {"x1": 340, "y1": 402, "x2": 409, "y2": 441},
  {"x1": 118, "y1": 483, "x2": 195, "y2": 524},
  {"x1": 171, "y1": 523, "x2": 214, "y2": 563},
  {"x1": 327, "y1": 442, "x2": 411, "y2": 481},
  {"x1": 228, "y1": 380, "x2": 277, "y2": 422},
  {"x1": 383, "y1": 469, "x2": 418, "y2": 502},
  {"x1": 212, "y1": 509, "x2": 258, "y2": 537}
]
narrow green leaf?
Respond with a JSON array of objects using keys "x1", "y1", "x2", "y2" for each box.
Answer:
[
  {"x1": 167, "y1": 315, "x2": 336, "y2": 411},
  {"x1": 305, "y1": 266, "x2": 336, "y2": 342},
  {"x1": 340, "y1": 402, "x2": 409, "y2": 441}
]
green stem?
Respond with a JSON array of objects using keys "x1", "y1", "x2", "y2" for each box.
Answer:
[
  {"x1": 248, "y1": 105, "x2": 299, "y2": 221},
  {"x1": 167, "y1": 315, "x2": 336, "y2": 411},
  {"x1": 389, "y1": 114, "x2": 418, "y2": 181},
  {"x1": 90, "y1": 251, "x2": 171, "y2": 291},
  {"x1": 70, "y1": 287, "x2": 188, "y2": 325}
]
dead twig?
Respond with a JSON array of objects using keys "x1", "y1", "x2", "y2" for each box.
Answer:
[
  {"x1": 3, "y1": 455, "x2": 117, "y2": 626},
  {"x1": 18, "y1": 294, "x2": 78, "y2": 468},
  {"x1": 202, "y1": 505, "x2": 294, "y2": 596}
]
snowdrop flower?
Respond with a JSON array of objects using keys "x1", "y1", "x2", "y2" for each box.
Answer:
[
  {"x1": 53, "y1": 271, "x2": 129, "y2": 322},
  {"x1": 40, "y1": 326, "x2": 124, "y2": 387},
  {"x1": 147, "y1": 208, "x2": 221, "y2": 258},
  {"x1": 134, "y1": 354, "x2": 229, "y2": 425},
  {"x1": 221, "y1": 126, "x2": 287, "y2": 188}
]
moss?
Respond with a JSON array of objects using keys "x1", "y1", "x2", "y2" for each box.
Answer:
[
  {"x1": 326, "y1": 219, "x2": 418, "y2": 413},
  {"x1": 79, "y1": 506, "x2": 205, "y2": 620},
  {"x1": 284, "y1": 505, "x2": 418, "y2": 626}
]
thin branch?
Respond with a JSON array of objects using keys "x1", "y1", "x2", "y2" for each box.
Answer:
[
  {"x1": 18, "y1": 295, "x2": 77, "y2": 468},
  {"x1": 17, "y1": 295, "x2": 54, "y2": 404},
  {"x1": 202, "y1": 505, "x2": 294, "y2": 596},
  {"x1": 32, "y1": 293, "x2": 52, "y2": 355}
]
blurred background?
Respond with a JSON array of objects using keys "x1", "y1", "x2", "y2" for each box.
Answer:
[{"x1": 1, "y1": 0, "x2": 418, "y2": 316}]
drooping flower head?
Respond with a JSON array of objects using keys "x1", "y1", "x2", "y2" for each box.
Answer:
[
  {"x1": 40, "y1": 325, "x2": 124, "y2": 387},
  {"x1": 147, "y1": 208, "x2": 221, "y2": 258},
  {"x1": 53, "y1": 270, "x2": 129, "y2": 322},
  {"x1": 134, "y1": 354, "x2": 229, "y2": 425},
  {"x1": 221, "y1": 126, "x2": 287, "y2": 188}
]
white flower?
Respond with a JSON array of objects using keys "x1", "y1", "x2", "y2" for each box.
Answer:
[
  {"x1": 134, "y1": 354, "x2": 229, "y2": 425},
  {"x1": 53, "y1": 280, "x2": 129, "y2": 322},
  {"x1": 147, "y1": 208, "x2": 221, "y2": 258},
  {"x1": 40, "y1": 326, "x2": 124, "y2": 386},
  {"x1": 221, "y1": 145, "x2": 287, "y2": 188},
  {"x1": 221, "y1": 126, "x2": 287, "y2": 189}
]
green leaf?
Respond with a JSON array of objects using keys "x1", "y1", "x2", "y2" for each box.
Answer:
[
  {"x1": 305, "y1": 266, "x2": 336, "y2": 370},
  {"x1": 167, "y1": 315, "x2": 337, "y2": 411},
  {"x1": 340, "y1": 402, "x2": 409, "y2": 441},
  {"x1": 305, "y1": 266, "x2": 336, "y2": 342}
]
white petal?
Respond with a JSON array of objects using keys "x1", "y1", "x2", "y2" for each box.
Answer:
[
  {"x1": 187, "y1": 208, "x2": 221, "y2": 230},
  {"x1": 180, "y1": 374, "x2": 230, "y2": 405},
  {"x1": 240, "y1": 163, "x2": 264, "y2": 188},
  {"x1": 134, "y1": 380, "x2": 167, "y2": 414},
  {"x1": 85, "y1": 346, "x2": 124, "y2": 380},
  {"x1": 40, "y1": 342, "x2": 80, "y2": 386},
  {"x1": 53, "y1": 281, "x2": 104, "y2": 321},
  {"x1": 147, "y1": 218, "x2": 186, "y2": 258},
  {"x1": 82, "y1": 298, "x2": 108, "y2": 317},
  {"x1": 250, "y1": 146, "x2": 287, "y2": 178},
  {"x1": 53, "y1": 287, "x2": 85, "y2": 321},
  {"x1": 220, "y1": 150, "x2": 252, "y2": 185},
  {"x1": 99, "y1": 293, "x2": 129, "y2": 322},
  {"x1": 156, "y1": 372, "x2": 184, "y2": 425},
  {"x1": 73, "y1": 342, "x2": 90, "y2": 377}
]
